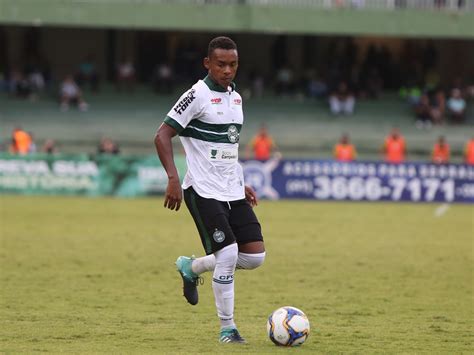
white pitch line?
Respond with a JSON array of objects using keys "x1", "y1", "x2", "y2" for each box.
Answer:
[{"x1": 434, "y1": 204, "x2": 450, "y2": 218}]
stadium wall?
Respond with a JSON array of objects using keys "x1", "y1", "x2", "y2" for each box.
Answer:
[{"x1": 0, "y1": 0, "x2": 473, "y2": 39}]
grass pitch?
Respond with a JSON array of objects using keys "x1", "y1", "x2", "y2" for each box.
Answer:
[{"x1": 1, "y1": 195, "x2": 472, "y2": 353}]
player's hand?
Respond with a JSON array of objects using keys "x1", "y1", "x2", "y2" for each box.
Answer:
[
  {"x1": 245, "y1": 185, "x2": 258, "y2": 207},
  {"x1": 164, "y1": 177, "x2": 182, "y2": 211}
]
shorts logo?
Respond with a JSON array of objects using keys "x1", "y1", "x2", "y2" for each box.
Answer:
[
  {"x1": 227, "y1": 125, "x2": 239, "y2": 143},
  {"x1": 213, "y1": 229, "x2": 225, "y2": 243},
  {"x1": 173, "y1": 89, "x2": 195, "y2": 115}
]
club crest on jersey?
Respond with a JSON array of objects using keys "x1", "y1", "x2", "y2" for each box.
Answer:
[
  {"x1": 211, "y1": 98, "x2": 222, "y2": 104},
  {"x1": 173, "y1": 89, "x2": 195, "y2": 115},
  {"x1": 213, "y1": 229, "x2": 225, "y2": 243},
  {"x1": 227, "y1": 125, "x2": 239, "y2": 143}
]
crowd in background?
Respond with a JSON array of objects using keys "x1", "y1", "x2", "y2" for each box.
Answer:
[
  {"x1": 1, "y1": 38, "x2": 473, "y2": 127},
  {"x1": 1, "y1": 35, "x2": 473, "y2": 164}
]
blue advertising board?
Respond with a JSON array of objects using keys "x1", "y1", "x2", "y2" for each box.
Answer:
[{"x1": 242, "y1": 159, "x2": 474, "y2": 203}]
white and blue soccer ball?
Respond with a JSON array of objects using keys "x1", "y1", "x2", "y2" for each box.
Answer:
[{"x1": 267, "y1": 306, "x2": 310, "y2": 346}]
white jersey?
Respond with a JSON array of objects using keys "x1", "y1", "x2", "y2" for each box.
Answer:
[{"x1": 165, "y1": 76, "x2": 245, "y2": 201}]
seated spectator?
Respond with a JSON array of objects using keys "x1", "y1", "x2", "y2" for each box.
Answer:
[
  {"x1": 97, "y1": 137, "x2": 120, "y2": 155},
  {"x1": 429, "y1": 88, "x2": 446, "y2": 125},
  {"x1": 306, "y1": 71, "x2": 327, "y2": 99},
  {"x1": 400, "y1": 82, "x2": 422, "y2": 106},
  {"x1": 76, "y1": 56, "x2": 99, "y2": 91},
  {"x1": 364, "y1": 68, "x2": 383, "y2": 99},
  {"x1": 415, "y1": 93, "x2": 432, "y2": 129},
  {"x1": 9, "y1": 127, "x2": 33, "y2": 155},
  {"x1": 383, "y1": 128, "x2": 406, "y2": 164},
  {"x1": 446, "y1": 88, "x2": 466, "y2": 123},
  {"x1": 28, "y1": 68, "x2": 45, "y2": 101},
  {"x1": 153, "y1": 63, "x2": 174, "y2": 94},
  {"x1": 116, "y1": 58, "x2": 136, "y2": 92},
  {"x1": 329, "y1": 81, "x2": 355, "y2": 115},
  {"x1": 8, "y1": 70, "x2": 33, "y2": 99},
  {"x1": 275, "y1": 66, "x2": 294, "y2": 96},
  {"x1": 432, "y1": 136, "x2": 450, "y2": 164},
  {"x1": 60, "y1": 75, "x2": 89, "y2": 112},
  {"x1": 42, "y1": 139, "x2": 58, "y2": 154},
  {"x1": 334, "y1": 134, "x2": 356, "y2": 162}
]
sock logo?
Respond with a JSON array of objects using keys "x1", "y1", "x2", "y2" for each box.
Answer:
[
  {"x1": 218, "y1": 275, "x2": 234, "y2": 281},
  {"x1": 213, "y1": 229, "x2": 225, "y2": 243}
]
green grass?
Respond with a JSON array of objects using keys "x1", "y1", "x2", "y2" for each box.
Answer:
[{"x1": 1, "y1": 195, "x2": 473, "y2": 353}]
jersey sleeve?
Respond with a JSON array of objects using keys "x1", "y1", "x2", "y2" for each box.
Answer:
[{"x1": 164, "y1": 86, "x2": 202, "y2": 133}]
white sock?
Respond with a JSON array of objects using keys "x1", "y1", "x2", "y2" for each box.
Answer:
[
  {"x1": 191, "y1": 254, "x2": 215, "y2": 275},
  {"x1": 192, "y1": 251, "x2": 266, "y2": 274},
  {"x1": 236, "y1": 251, "x2": 266, "y2": 270},
  {"x1": 212, "y1": 243, "x2": 238, "y2": 330}
]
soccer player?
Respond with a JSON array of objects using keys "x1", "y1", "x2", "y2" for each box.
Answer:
[{"x1": 154, "y1": 36, "x2": 266, "y2": 344}]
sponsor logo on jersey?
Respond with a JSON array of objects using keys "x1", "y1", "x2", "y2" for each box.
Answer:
[
  {"x1": 213, "y1": 229, "x2": 225, "y2": 243},
  {"x1": 208, "y1": 147, "x2": 238, "y2": 161},
  {"x1": 211, "y1": 98, "x2": 222, "y2": 104},
  {"x1": 227, "y1": 125, "x2": 239, "y2": 143},
  {"x1": 234, "y1": 98, "x2": 241, "y2": 105},
  {"x1": 173, "y1": 89, "x2": 196, "y2": 115}
]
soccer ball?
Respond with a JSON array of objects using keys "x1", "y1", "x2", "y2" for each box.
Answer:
[{"x1": 267, "y1": 306, "x2": 310, "y2": 346}]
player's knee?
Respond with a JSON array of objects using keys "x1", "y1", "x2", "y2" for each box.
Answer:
[
  {"x1": 237, "y1": 251, "x2": 266, "y2": 270},
  {"x1": 215, "y1": 243, "x2": 238, "y2": 268}
]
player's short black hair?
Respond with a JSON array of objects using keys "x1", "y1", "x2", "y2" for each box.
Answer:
[{"x1": 208, "y1": 36, "x2": 237, "y2": 57}]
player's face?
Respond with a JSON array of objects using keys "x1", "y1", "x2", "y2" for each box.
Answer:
[{"x1": 204, "y1": 48, "x2": 238, "y2": 89}]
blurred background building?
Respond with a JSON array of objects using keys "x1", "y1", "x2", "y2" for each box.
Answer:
[{"x1": 1, "y1": 0, "x2": 473, "y2": 161}]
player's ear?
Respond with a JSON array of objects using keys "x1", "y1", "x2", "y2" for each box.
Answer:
[{"x1": 203, "y1": 57, "x2": 210, "y2": 70}]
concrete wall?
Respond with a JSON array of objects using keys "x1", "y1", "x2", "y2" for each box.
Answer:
[{"x1": 0, "y1": 0, "x2": 473, "y2": 38}]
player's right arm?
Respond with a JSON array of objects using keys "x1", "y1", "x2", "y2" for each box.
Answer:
[
  {"x1": 154, "y1": 123, "x2": 182, "y2": 211},
  {"x1": 154, "y1": 85, "x2": 203, "y2": 211}
]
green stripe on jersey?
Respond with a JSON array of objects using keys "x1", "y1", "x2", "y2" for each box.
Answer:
[
  {"x1": 164, "y1": 116, "x2": 184, "y2": 133},
  {"x1": 180, "y1": 120, "x2": 241, "y2": 144},
  {"x1": 188, "y1": 119, "x2": 241, "y2": 133}
]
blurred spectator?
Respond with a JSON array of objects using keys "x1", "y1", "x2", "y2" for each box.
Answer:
[
  {"x1": 8, "y1": 70, "x2": 33, "y2": 99},
  {"x1": 429, "y1": 88, "x2": 446, "y2": 125},
  {"x1": 116, "y1": 59, "x2": 136, "y2": 92},
  {"x1": 27, "y1": 68, "x2": 45, "y2": 100},
  {"x1": 42, "y1": 139, "x2": 58, "y2": 154},
  {"x1": 9, "y1": 127, "x2": 33, "y2": 155},
  {"x1": 250, "y1": 70, "x2": 265, "y2": 99},
  {"x1": 399, "y1": 82, "x2": 422, "y2": 106},
  {"x1": 76, "y1": 56, "x2": 99, "y2": 91},
  {"x1": 334, "y1": 134, "x2": 356, "y2": 162},
  {"x1": 465, "y1": 137, "x2": 474, "y2": 165},
  {"x1": 363, "y1": 68, "x2": 383, "y2": 99},
  {"x1": 415, "y1": 93, "x2": 432, "y2": 129},
  {"x1": 97, "y1": 137, "x2": 120, "y2": 155},
  {"x1": 446, "y1": 88, "x2": 466, "y2": 123},
  {"x1": 383, "y1": 128, "x2": 406, "y2": 163},
  {"x1": 245, "y1": 124, "x2": 277, "y2": 161},
  {"x1": 306, "y1": 70, "x2": 327, "y2": 99},
  {"x1": 60, "y1": 75, "x2": 89, "y2": 112},
  {"x1": 275, "y1": 66, "x2": 294, "y2": 96},
  {"x1": 431, "y1": 136, "x2": 450, "y2": 164},
  {"x1": 153, "y1": 62, "x2": 174, "y2": 94},
  {"x1": 329, "y1": 81, "x2": 355, "y2": 115},
  {"x1": 424, "y1": 69, "x2": 440, "y2": 92}
]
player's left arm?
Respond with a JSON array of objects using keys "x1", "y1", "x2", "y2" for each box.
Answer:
[{"x1": 245, "y1": 185, "x2": 258, "y2": 207}]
